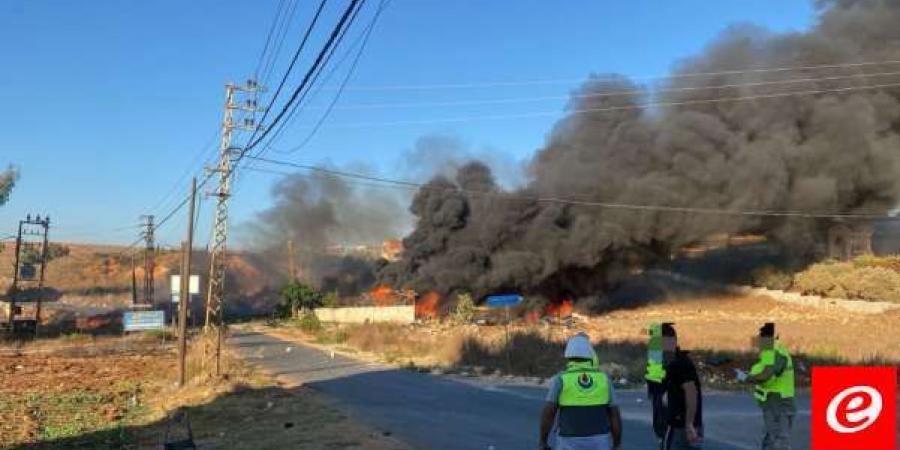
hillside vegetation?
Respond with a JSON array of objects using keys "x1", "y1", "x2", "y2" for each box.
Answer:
[{"x1": 751, "y1": 255, "x2": 900, "y2": 303}]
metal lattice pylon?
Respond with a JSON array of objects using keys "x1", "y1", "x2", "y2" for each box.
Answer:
[{"x1": 204, "y1": 80, "x2": 262, "y2": 375}]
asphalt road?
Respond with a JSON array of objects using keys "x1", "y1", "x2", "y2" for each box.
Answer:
[{"x1": 232, "y1": 331, "x2": 812, "y2": 450}]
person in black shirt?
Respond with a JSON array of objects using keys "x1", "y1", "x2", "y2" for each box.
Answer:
[{"x1": 661, "y1": 323, "x2": 703, "y2": 450}]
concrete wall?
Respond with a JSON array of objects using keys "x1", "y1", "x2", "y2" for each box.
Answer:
[{"x1": 313, "y1": 305, "x2": 415, "y2": 324}]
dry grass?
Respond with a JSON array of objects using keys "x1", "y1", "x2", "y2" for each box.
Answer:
[
  {"x1": 268, "y1": 292, "x2": 900, "y2": 388},
  {"x1": 0, "y1": 330, "x2": 406, "y2": 450},
  {"x1": 581, "y1": 294, "x2": 900, "y2": 363}
]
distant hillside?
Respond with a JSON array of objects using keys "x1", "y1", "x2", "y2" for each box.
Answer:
[{"x1": 0, "y1": 242, "x2": 285, "y2": 318}]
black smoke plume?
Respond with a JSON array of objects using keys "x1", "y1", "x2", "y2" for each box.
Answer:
[
  {"x1": 247, "y1": 169, "x2": 407, "y2": 295},
  {"x1": 379, "y1": 0, "x2": 900, "y2": 301}
]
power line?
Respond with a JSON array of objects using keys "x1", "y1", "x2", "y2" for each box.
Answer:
[
  {"x1": 241, "y1": 0, "x2": 364, "y2": 156},
  {"x1": 243, "y1": 0, "x2": 332, "y2": 151},
  {"x1": 273, "y1": 0, "x2": 391, "y2": 155},
  {"x1": 260, "y1": 0, "x2": 303, "y2": 87},
  {"x1": 318, "y1": 58, "x2": 900, "y2": 91},
  {"x1": 306, "y1": 80, "x2": 900, "y2": 129},
  {"x1": 230, "y1": 0, "x2": 369, "y2": 193},
  {"x1": 250, "y1": 0, "x2": 370, "y2": 156},
  {"x1": 146, "y1": 128, "x2": 220, "y2": 217},
  {"x1": 245, "y1": 154, "x2": 895, "y2": 220},
  {"x1": 299, "y1": 69, "x2": 900, "y2": 112},
  {"x1": 254, "y1": 0, "x2": 290, "y2": 80}
]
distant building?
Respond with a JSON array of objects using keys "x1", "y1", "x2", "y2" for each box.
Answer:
[
  {"x1": 827, "y1": 221, "x2": 873, "y2": 261},
  {"x1": 381, "y1": 239, "x2": 403, "y2": 262},
  {"x1": 325, "y1": 244, "x2": 382, "y2": 259}
]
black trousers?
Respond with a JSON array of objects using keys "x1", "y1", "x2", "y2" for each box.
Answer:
[{"x1": 647, "y1": 381, "x2": 667, "y2": 440}]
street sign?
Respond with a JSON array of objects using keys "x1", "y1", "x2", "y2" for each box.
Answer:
[
  {"x1": 170, "y1": 275, "x2": 200, "y2": 303},
  {"x1": 123, "y1": 310, "x2": 165, "y2": 331},
  {"x1": 485, "y1": 294, "x2": 523, "y2": 308}
]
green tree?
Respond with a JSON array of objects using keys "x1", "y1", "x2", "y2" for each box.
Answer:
[
  {"x1": 452, "y1": 292, "x2": 477, "y2": 324},
  {"x1": 0, "y1": 166, "x2": 17, "y2": 207},
  {"x1": 276, "y1": 281, "x2": 323, "y2": 318}
]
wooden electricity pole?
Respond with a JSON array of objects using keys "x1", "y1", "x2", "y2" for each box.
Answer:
[
  {"x1": 287, "y1": 239, "x2": 296, "y2": 281},
  {"x1": 178, "y1": 177, "x2": 197, "y2": 387}
]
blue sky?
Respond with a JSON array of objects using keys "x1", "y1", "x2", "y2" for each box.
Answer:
[{"x1": 0, "y1": 0, "x2": 815, "y2": 247}]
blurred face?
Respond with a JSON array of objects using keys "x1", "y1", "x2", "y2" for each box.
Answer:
[
  {"x1": 662, "y1": 335, "x2": 677, "y2": 353},
  {"x1": 756, "y1": 336, "x2": 774, "y2": 350}
]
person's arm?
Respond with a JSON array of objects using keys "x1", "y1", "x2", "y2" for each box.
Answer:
[
  {"x1": 540, "y1": 402, "x2": 558, "y2": 449},
  {"x1": 683, "y1": 381, "x2": 701, "y2": 444},
  {"x1": 608, "y1": 406, "x2": 622, "y2": 450},
  {"x1": 746, "y1": 353, "x2": 785, "y2": 383}
]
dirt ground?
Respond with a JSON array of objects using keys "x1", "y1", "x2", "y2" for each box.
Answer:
[
  {"x1": 0, "y1": 333, "x2": 407, "y2": 450},
  {"x1": 265, "y1": 292, "x2": 900, "y2": 390},
  {"x1": 581, "y1": 293, "x2": 900, "y2": 363}
]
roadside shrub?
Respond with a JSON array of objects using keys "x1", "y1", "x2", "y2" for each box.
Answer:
[
  {"x1": 275, "y1": 281, "x2": 323, "y2": 318},
  {"x1": 452, "y1": 293, "x2": 476, "y2": 324},
  {"x1": 297, "y1": 312, "x2": 322, "y2": 333},
  {"x1": 793, "y1": 261, "x2": 850, "y2": 298},
  {"x1": 851, "y1": 254, "x2": 900, "y2": 272},
  {"x1": 749, "y1": 265, "x2": 793, "y2": 290},
  {"x1": 794, "y1": 261, "x2": 900, "y2": 303}
]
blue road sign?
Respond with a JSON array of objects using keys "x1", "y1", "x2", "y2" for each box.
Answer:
[
  {"x1": 485, "y1": 294, "x2": 523, "y2": 308},
  {"x1": 123, "y1": 310, "x2": 165, "y2": 331}
]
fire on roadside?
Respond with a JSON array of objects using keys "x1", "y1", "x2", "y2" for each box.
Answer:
[
  {"x1": 415, "y1": 291, "x2": 440, "y2": 320},
  {"x1": 370, "y1": 285, "x2": 396, "y2": 306}
]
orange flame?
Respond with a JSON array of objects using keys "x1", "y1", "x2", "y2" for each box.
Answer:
[
  {"x1": 543, "y1": 299, "x2": 574, "y2": 318},
  {"x1": 415, "y1": 291, "x2": 441, "y2": 320},
  {"x1": 370, "y1": 285, "x2": 396, "y2": 306}
]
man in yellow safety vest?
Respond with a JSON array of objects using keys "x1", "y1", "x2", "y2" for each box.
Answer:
[
  {"x1": 645, "y1": 322, "x2": 668, "y2": 444},
  {"x1": 735, "y1": 322, "x2": 796, "y2": 450},
  {"x1": 539, "y1": 333, "x2": 622, "y2": 450}
]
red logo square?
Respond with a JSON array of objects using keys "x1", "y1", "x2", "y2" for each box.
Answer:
[{"x1": 812, "y1": 366, "x2": 897, "y2": 450}]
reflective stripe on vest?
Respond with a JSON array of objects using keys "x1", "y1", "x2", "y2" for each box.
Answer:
[
  {"x1": 557, "y1": 361, "x2": 611, "y2": 437},
  {"x1": 751, "y1": 341, "x2": 795, "y2": 401}
]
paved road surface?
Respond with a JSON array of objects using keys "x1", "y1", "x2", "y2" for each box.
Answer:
[{"x1": 232, "y1": 331, "x2": 811, "y2": 450}]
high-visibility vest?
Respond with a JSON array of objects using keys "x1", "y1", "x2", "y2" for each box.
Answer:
[
  {"x1": 645, "y1": 323, "x2": 666, "y2": 383},
  {"x1": 751, "y1": 340, "x2": 795, "y2": 402},
  {"x1": 558, "y1": 361, "x2": 611, "y2": 437}
]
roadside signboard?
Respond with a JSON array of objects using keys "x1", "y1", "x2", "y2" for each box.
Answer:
[
  {"x1": 123, "y1": 310, "x2": 165, "y2": 331},
  {"x1": 485, "y1": 294, "x2": 523, "y2": 308},
  {"x1": 170, "y1": 275, "x2": 200, "y2": 303}
]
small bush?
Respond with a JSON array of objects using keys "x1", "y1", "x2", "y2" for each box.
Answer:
[
  {"x1": 452, "y1": 293, "x2": 476, "y2": 324},
  {"x1": 297, "y1": 312, "x2": 322, "y2": 333},
  {"x1": 144, "y1": 330, "x2": 175, "y2": 341},
  {"x1": 749, "y1": 265, "x2": 793, "y2": 290},
  {"x1": 851, "y1": 254, "x2": 900, "y2": 272},
  {"x1": 794, "y1": 261, "x2": 900, "y2": 303}
]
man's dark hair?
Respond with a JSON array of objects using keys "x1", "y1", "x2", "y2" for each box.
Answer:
[
  {"x1": 759, "y1": 322, "x2": 775, "y2": 338},
  {"x1": 661, "y1": 322, "x2": 677, "y2": 338}
]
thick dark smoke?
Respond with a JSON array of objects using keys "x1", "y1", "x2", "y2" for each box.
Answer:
[
  {"x1": 247, "y1": 170, "x2": 407, "y2": 294},
  {"x1": 379, "y1": 0, "x2": 900, "y2": 300}
]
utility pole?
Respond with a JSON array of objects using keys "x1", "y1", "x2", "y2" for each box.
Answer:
[
  {"x1": 204, "y1": 79, "x2": 263, "y2": 375},
  {"x1": 139, "y1": 215, "x2": 155, "y2": 306},
  {"x1": 287, "y1": 239, "x2": 296, "y2": 281},
  {"x1": 178, "y1": 177, "x2": 197, "y2": 387},
  {"x1": 131, "y1": 254, "x2": 138, "y2": 305}
]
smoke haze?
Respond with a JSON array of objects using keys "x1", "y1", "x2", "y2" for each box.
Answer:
[{"x1": 378, "y1": 0, "x2": 900, "y2": 301}]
